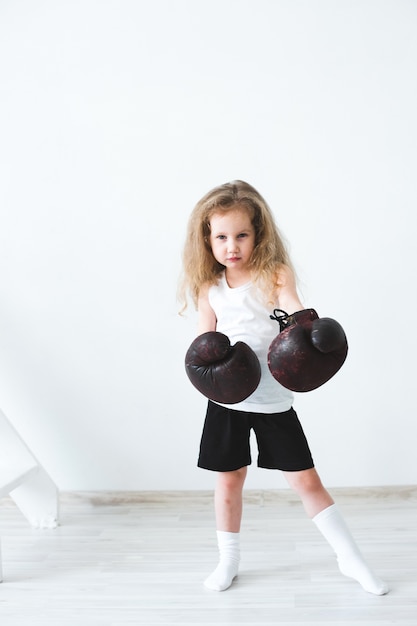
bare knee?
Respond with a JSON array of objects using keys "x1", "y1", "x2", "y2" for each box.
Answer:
[
  {"x1": 214, "y1": 467, "x2": 247, "y2": 531},
  {"x1": 216, "y1": 467, "x2": 247, "y2": 493},
  {"x1": 283, "y1": 468, "x2": 334, "y2": 517},
  {"x1": 284, "y1": 468, "x2": 326, "y2": 497}
]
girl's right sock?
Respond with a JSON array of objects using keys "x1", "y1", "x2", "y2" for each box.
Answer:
[{"x1": 204, "y1": 530, "x2": 240, "y2": 591}]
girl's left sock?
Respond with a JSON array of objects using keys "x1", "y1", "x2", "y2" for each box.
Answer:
[
  {"x1": 313, "y1": 504, "x2": 389, "y2": 596},
  {"x1": 204, "y1": 530, "x2": 240, "y2": 591}
]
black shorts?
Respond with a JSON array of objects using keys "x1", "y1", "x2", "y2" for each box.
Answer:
[{"x1": 198, "y1": 401, "x2": 314, "y2": 472}]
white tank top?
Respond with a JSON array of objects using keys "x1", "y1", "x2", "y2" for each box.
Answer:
[{"x1": 208, "y1": 273, "x2": 294, "y2": 413}]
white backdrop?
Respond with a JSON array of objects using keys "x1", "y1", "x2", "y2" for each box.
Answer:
[{"x1": 1, "y1": 0, "x2": 416, "y2": 491}]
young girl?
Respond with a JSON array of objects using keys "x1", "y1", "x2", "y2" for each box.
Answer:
[{"x1": 179, "y1": 180, "x2": 388, "y2": 595}]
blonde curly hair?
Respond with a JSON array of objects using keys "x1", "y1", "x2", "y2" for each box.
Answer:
[{"x1": 178, "y1": 180, "x2": 293, "y2": 312}]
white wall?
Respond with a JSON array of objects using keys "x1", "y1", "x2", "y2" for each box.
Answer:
[{"x1": 0, "y1": 0, "x2": 416, "y2": 491}]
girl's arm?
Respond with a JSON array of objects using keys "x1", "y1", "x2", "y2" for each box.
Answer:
[
  {"x1": 197, "y1": 284, "x2": 217, "y2": 335},
  {"x1": 276, "y1": 265, "x2": 304, "y2": 314}
]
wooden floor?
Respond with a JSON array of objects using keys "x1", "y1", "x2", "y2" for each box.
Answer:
[{"x1": 0, "y1": 487, "x2": 416, "y2": 625}]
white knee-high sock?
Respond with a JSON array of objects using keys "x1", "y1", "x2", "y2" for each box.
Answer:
[
  {"x1": 204, "y1": 530, "x2": 240, "y2": 591},
  {"x1": 313, "y1": 504, "x2": 389, "y2": 595}
]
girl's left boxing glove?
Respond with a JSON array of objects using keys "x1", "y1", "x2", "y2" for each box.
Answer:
[
  {"x1": 268, "y1": 308, "x2": 348, "y2": 392},
  {"x1": 185, "y1": 331, "x2": 261, "y2": 404}
]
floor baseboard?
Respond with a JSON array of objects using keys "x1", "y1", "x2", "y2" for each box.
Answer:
[{"x1": 51, "y1": 484, "x2": 417, "y2": 505}]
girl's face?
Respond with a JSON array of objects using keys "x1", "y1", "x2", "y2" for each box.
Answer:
[{"x1": 209, "y1": 208, "x2": 255, "y2": 275}]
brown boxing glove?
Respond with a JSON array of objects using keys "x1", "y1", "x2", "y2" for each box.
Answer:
[
  {"x1": 268, "y1": 308, "x2": 348, "y2": 392},
  {"x1": 185, "y1": 331, "x2": 261, "y2": 403}
]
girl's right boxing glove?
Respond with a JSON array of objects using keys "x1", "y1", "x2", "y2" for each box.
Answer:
[
  {"x1": 185, "y1": 331, "x2": 261, "y2": 404},
  {"x1": 267, "y1": 308, "x2": 348, "y2": 392}
]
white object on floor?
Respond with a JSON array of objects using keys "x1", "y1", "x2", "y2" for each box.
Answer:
[{"x1": 0, "y1": 408, "x2": 59, "y2": 582}]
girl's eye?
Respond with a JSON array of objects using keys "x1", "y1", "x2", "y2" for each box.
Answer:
[{"x1": 238, "y1": 233, "x2": 247, "y2": 238}]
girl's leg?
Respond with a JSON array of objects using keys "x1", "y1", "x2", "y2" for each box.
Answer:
[
  {"x1": 282, "y1": 467, "x2": 334, "y2": 518},
  {"x1": 214, "y1": 466, "x2": 247, "y2": 531},
  {"x1": 283, "y1": 468, "x2": 388, "y2": 595},
  {"x1": 204, "y1": 467, "x2": 247, "y2": 591}
]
